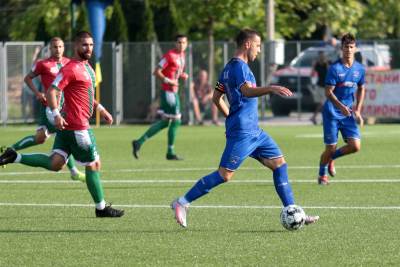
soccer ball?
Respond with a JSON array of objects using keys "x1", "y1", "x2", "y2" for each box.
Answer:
[{"x1": 280, "y1": 205, "x2": 306, "y2": 231}]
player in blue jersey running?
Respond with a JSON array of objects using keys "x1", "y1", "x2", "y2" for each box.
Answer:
[
  {"x1": 317, "y1": 33, "x2": 366, "y2": 185},
  {"x1": 170, "y1": 29, "x2": 319, "y2": 228}
]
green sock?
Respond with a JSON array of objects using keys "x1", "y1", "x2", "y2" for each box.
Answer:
[
  {"x1": 12, "y1": 135, "x2": 37, "y2": 151},
  {"x1": 20, "y1": 153, "x2": 52, "y2": 170},
  {"x1": 138, "y1": 119, "x2": 169, "y2": 145},
  {"x1": 167, "y1": 119, "x2": 181, "y2": 155},
  {"x1": 85, "y1": 169, "x2": 104, "y2": 203}
]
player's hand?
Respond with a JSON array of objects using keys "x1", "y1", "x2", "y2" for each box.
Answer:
[
  {"x1": 100, "y1": 109, "x2": 113, "y2": 125},
  {"x1": 180, "y1": 73, "x2": 189, "y2": 81},
  {"x1": 271, "y1": 85, "x2": 293, "y2": 97},
  {"x1": 169, "y1": 79, "x2": 179, "y2": 87},
  {"x1": 339, "y1": 106, "x2": 352, "y2": 117},
  {"x1": 36, "y1": 92, "x2": 47, "y2": 105},
  {"x1": 54, "y1": 115, "x2": 68, "y2": 130},
  {"x1": 354, "y1": 110, "x2": 364, "y2": 127}
]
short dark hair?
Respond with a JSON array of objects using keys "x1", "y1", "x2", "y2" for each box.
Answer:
[
  {"x1": 341, "y1": 33, "x2": 356, "y2": 46},
  {"x1": 50, "y1": 37, "x2": 63, "y2": 45},
  {"x1": 235, "y1": 29, "x2": 260, "y2": 47},
  {"x1": 175, "y1": 34, "x2": 187, "y2": 41},
  {"x1": 74, "y1": 31, "x2": 93, "y2": 42}
]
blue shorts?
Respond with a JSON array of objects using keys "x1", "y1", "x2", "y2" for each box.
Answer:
[
  {"x1": 322, "y1": 111, "x2": 361, "y2": 145},
  {"x1": 219, "y1": 130, "x2": 283, "y2": 171}
]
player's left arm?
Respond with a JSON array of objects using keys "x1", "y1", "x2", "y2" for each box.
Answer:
[
  {"x1": 240, "y1": 82, "x2": 293, "y2": 98},
  {"x1": 354, "y1": 83, "x2": 366, "y2": 126},
  {"x1": 94, "y1": 100, "x2": 113, "y2": 125}
]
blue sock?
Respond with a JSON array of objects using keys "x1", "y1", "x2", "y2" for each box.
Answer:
[
  {"x1": 273, "y1": 164, "x2": 295, "y2": 207},
  {"x1": 184, "y1": 171, "x2": 225, "y2": 203},
  {"x1": 319, "y1": 164, "x2": 328, "y2": 176},
  {"x1": 332, "y1": 149, "x2": 343, "y2": 160}
]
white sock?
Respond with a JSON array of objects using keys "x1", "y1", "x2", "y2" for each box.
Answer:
[
  {"x1": 178, "y1": 196, "x2": 190, "y2": 207},
  {"x1": 96, "y1": 200, "x2": 106, "y2": 210},
  {"x1": 14, "y1": 154, "x2": 21, "y2": 163},
  {"x1": 69, "y1": 167, "x2": 79, "y2": 176}
]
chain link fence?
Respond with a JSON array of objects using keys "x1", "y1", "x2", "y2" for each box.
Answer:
[{"x1": 1, "y1": 40, "x2": 400, "y2": 125}]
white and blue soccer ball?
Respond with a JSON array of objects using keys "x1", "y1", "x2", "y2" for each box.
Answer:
[{"x1": 280, "y1": 205, "x2": 306, "y2": 231}]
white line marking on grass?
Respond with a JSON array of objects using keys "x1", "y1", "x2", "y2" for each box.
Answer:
[
  {"x1": 1, "y1": 164, "x2": 400, "y2": 176},
  {"x1": 0, "y1": 202, "x2": 400, "y2": 210},
  {"x1": 0, "y1": 179, "x2": 400, "y2": 184}
]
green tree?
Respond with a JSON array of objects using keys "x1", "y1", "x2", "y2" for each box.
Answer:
[
  {"x1": 10, "y1": 0, "x2": 71, "y2": 41},
  {"x1": 273, "y1": 0, "x2": 363, "y2": 39},
  {"x1": 170, "y1": 0, "x2": 264, "y2": 83},
  {"x1": 357, "y1": 0, "x2": 400, "y2": 39},
  {"x1": 120, "y1": 0, "x2": 156, "y2": 41},
  {"x1": 104, "y1": 0, "x2": 128, "y2": 42},
  {"x1": 72, "y1": 3, "x2": 90, "y2": 38}
]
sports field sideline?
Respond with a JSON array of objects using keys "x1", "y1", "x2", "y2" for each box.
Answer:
[{"x1": 0, "y1": 124, "x2": 399, "y2": 266}]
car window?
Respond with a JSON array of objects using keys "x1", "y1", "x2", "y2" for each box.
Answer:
[
  {"x1": 291, "y1": 49, "x2": 339, "y2": 67},
  {"x1": 360, "y1": 50, "x2": 377, "y2": 67}
]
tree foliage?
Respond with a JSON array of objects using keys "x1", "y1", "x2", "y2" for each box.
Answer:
[
  {"x1": 357, "y1": 0, "x2": 400, "y2": 39},
  {"x1": 104, "y1": 0, "x2": 128, "y2": 43},
  {"x1": 10, "y1": 0, "x2": 71, "y2": 41},
  {"x1": 275, "y1": 0, "x2": 363, "y2": 39},
  {"x1": 5, "y1": 0, "x2": 400, "y2": 42}
]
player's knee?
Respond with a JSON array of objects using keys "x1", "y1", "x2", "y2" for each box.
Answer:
[
  {"x1": 87, "y1": 160, "x2": 101, "y2": 171},
  {"x1": 35, "y1": 134, "x2": 47, "y2": 144},
  {"x1": 326, "y1": 147, "x2": 336, "y2": 156},
  {"x1": 51, "y1": 161, "x2": 64, "y2": 171},
  {"x1": 50, "y1": 154, "x2": 66, "y2": 171},
  {"x1": 351, "y1": 143, "x2": 361, "y2": 153},
  {"x1": 273, "y1": 157, "x2": 286, "y2": 169},
  {"x1": 218, "y1": 168, "x2": 234, "y2": 182}
]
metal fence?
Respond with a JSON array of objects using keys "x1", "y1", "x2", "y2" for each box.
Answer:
[{"x1": 1, "y1": 40, "x2": 399, "y2": 125}]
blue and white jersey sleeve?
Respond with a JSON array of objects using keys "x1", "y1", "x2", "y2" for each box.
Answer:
[
  {"x1": 233, "y1": 63, "x2": 248, "y2": 89},
  {"x1": 358, "y1": 67, "x2": 366, "y2": 86},
  {"x1": 222, "y1": 58, "x2": 260, "y2": 136},
  {"x1": 325, "y1": 65, "x2": 337, "y2": 86}
]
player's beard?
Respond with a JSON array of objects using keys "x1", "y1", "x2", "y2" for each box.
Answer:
[{"x1": 78, "y1": 50, "x2": 92, "y2": 60}]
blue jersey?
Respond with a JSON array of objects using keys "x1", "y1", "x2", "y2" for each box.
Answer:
[
  {"x1": 216, "y1": 58, "x2": 260, "y2": 137},
  {"x1": 323, "y1": 59, "x2": 365, "y2": 119}
]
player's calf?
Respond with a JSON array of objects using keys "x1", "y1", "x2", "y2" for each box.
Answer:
[{"x1": 328, "y1": 160, "x2": 336, "y2": 177}]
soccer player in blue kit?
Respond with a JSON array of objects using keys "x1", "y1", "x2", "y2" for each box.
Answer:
[
  {"x1": 171, "y1": 29, "x2": 319, "y2": 228},
  {"x1": 317, "y1": 33, "x2": 366, "y2": 185}
]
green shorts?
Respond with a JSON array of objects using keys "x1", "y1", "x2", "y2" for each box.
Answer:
[
  {"x1": 52, "y1": 129, "x2": 99, "y2": 165},
  {"x1": 37, "y1": 105, "x2": 57, "y2": 134},
  {"x1": 158, "y1": 90, "x2": 181, "y2": 120}
]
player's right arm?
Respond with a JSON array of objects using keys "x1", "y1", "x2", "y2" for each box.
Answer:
[
  {"x1": 153, "y1": 54, "x2": 178, "y2": 87},
  {"x1": 213, "y1": 82, "x2": 229, "y2": 117},
  {"x1": 324, "y1": 65, "x2": 351, "y2": 117},
  {"x1": 24, "y1": 62, "x2": 46, "y2": 104},
  {"x1": 46, "y1": 85, "x2": 67, "y2": 130},
  {"x1": 47, "y1": 70, "x2": 71, "y2": 130},
  {"x1": 325, "y1": 85, "x2": 351, "y2": 116},
  {"x1": 153, "y1": 67, "x2": 178, "y2": 87}
]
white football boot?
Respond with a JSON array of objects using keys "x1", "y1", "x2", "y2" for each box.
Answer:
[{"x1": 171, "y1": 198, "x2": 188, "y2": 228}]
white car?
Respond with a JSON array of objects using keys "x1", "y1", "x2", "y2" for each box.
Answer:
[{"x1": 270, "y1": 44, "x2": 391, "y2": 116}]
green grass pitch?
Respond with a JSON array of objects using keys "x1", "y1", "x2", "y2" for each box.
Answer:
[{"x1": 0, "y1": 124, "x2": 399, "y2": 266}]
